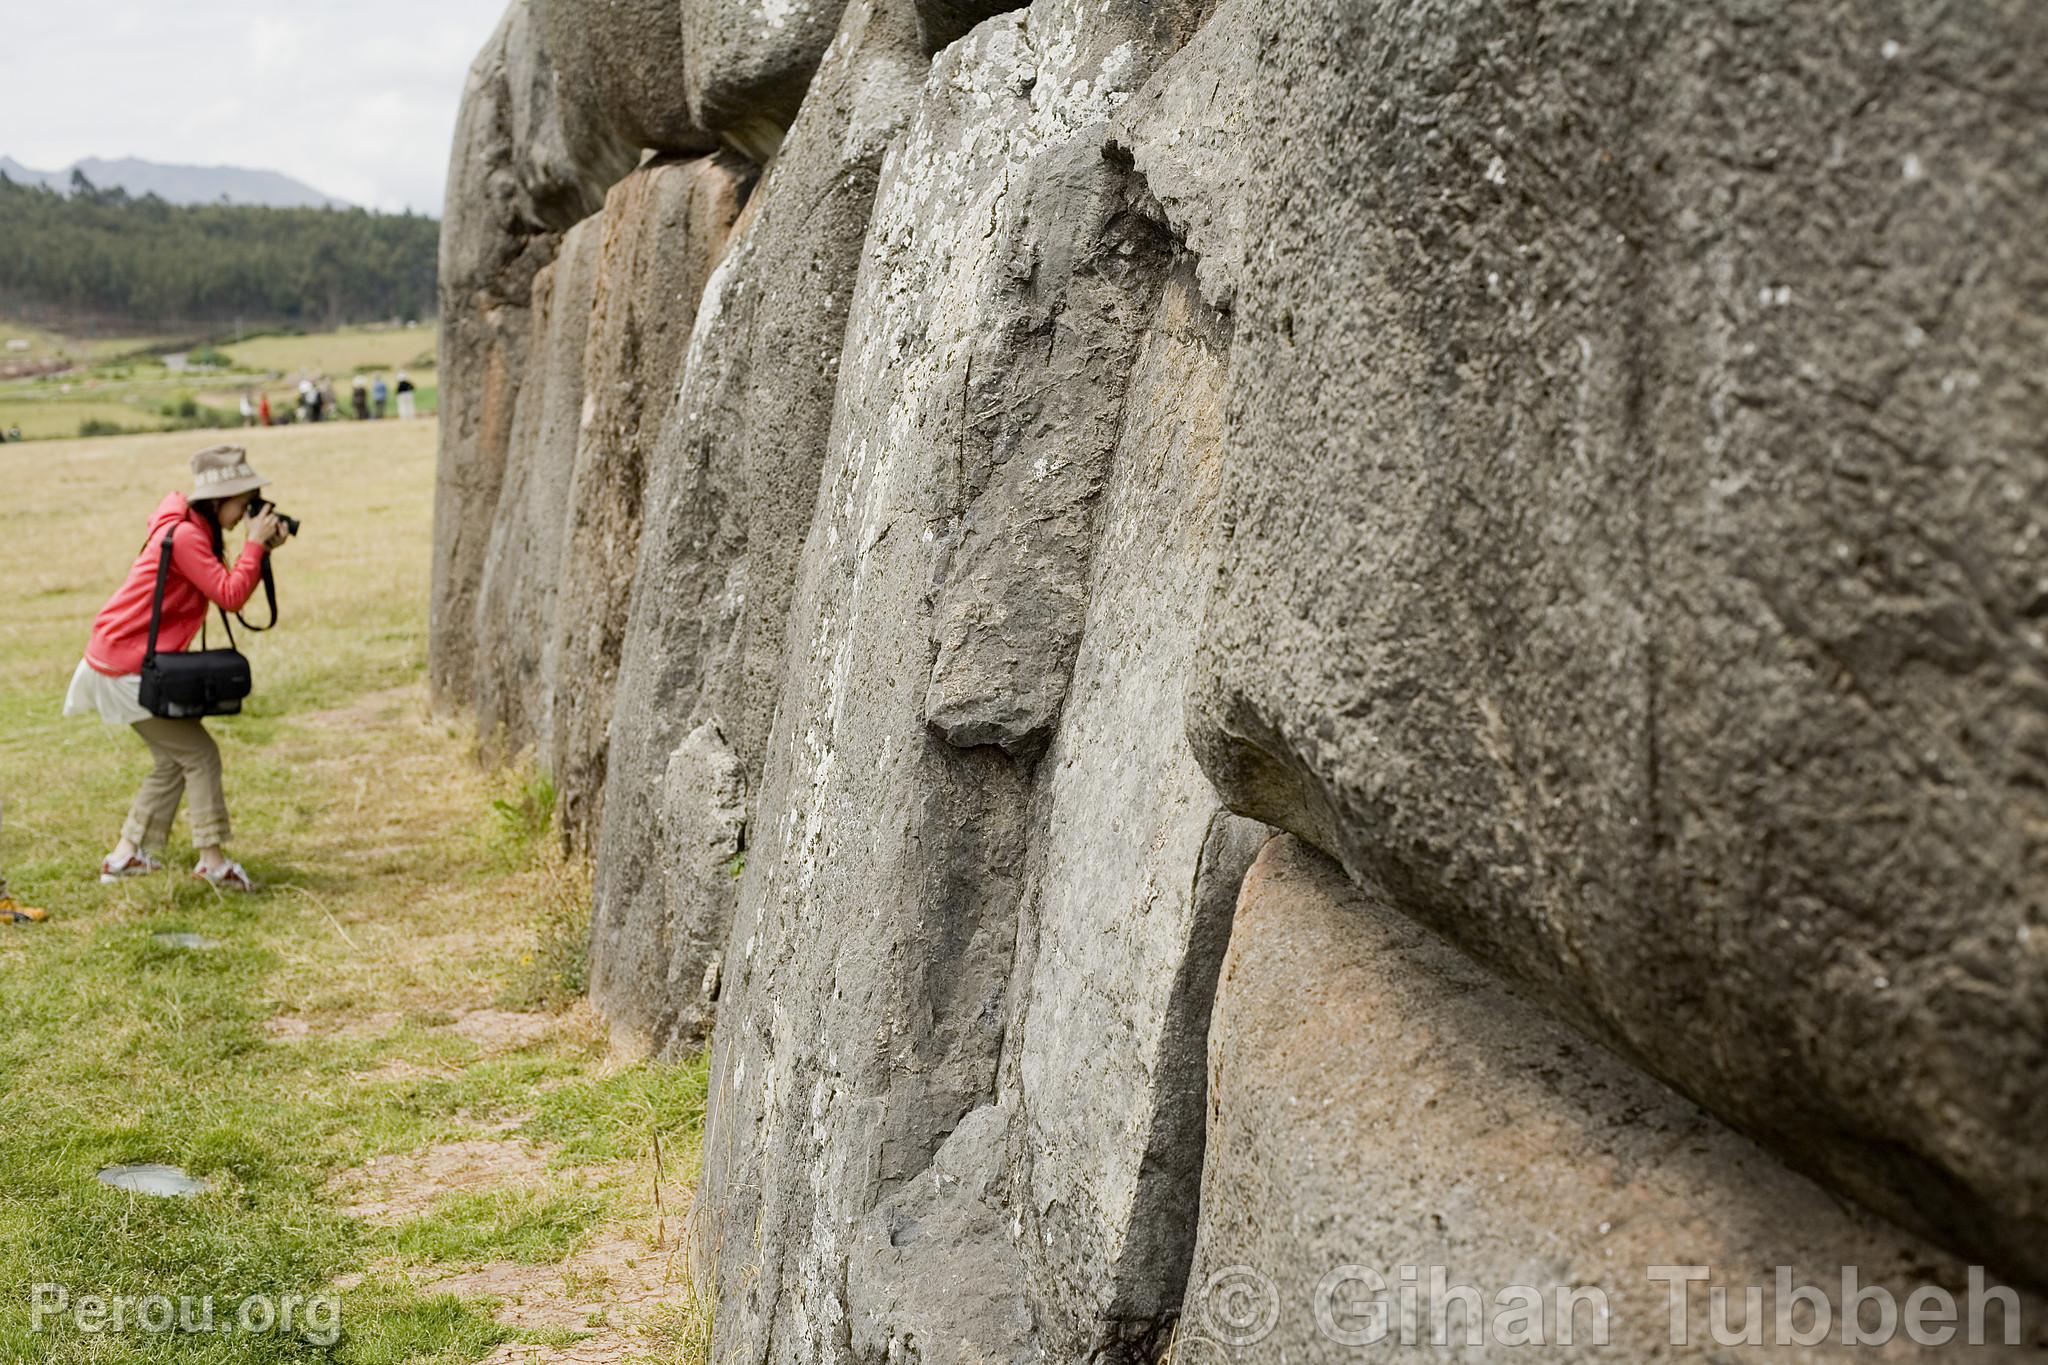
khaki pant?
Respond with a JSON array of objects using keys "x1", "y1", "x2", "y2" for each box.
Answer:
[{"x1": 124, "y1": 718, "x2": 230, "y2": 850}]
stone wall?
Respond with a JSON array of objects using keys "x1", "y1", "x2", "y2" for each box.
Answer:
[{"x1": 431, "y1": 0, "x2": 2048, "y2": 1359}]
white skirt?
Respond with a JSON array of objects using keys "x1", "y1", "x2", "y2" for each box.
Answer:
[{"x1": 64, "y1": 659, "x2": 150, "y2": 726}]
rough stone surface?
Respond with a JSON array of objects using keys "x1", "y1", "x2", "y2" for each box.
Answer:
[
  {"x1": 431, "y1": 0, "x2": 2048, "y2": 1355},
  {"x1": 911, "y1": 0, "x2": 1019, "y2": 55},
  {"x1": 1140, "y1": 0, "x2": 2048, "y2": 1279},
  {"x1": 430, "y1": 2, "x2": 565, "y2": 707},
  {"x1": 501, "y1": 0, "x2": 636, "y2": 230},
  {"x1": 1185, "y1": 836, "x2": 2048, "y2": 1362},
  {"x1": 844, "y1": 1104, "x2": 1036, "y2": 1364},
  {"x1": 1002, "y1": 272, "x2": 1267, "y2": 1357},
  {"x1": 472, "y1": 214, "x2": 604, "y2": 760},
  {"x1": 545, "y1": 156, "x2": 749, "y2": 841},
  {"x1": 693, "y1": 6, "x2": 1217, "y2": 1361},
  {"x1": 588, "y1": 0, "x2": 928, "y2": 1057},
  {"x1": 918, "y1": 129, "x2": 1170, "y2": 758},
  {"x1": 537, "y1": 0, "x2": 716, "y2": 158},
  {"x1": 681, "y1": 0, "x2": 850, "y2": 160}
]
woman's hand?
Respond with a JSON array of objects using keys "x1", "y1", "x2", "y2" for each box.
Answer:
[{"x1": 247, "y1": 510, "x2": 285, "y2": 550}]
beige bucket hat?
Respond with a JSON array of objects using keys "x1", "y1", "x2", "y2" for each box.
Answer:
[{"x1": 188, "y1": 444, "x2": 268, "y2": 501}]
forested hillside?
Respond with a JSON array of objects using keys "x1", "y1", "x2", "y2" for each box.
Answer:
[{"x1": 0, "y1": 173, "x2": 436, "y2": 329}]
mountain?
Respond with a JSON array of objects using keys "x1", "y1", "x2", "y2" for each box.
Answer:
[
  {"x1": 0, "y1": 154, "x2": 349, "y2": 210},
  {"x1": 0, "y1": 156, "x2": 63, "y2": 192}
]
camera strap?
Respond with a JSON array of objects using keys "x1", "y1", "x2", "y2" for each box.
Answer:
[{"x1": 235, "y1": 557, "x2": 279, "y2": 632}]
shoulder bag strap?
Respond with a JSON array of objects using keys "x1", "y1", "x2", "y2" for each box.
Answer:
[
  {"x1": 206, "y1": 598, "x2": 238, "y2": 652},
  {"x1": 149, "y1": 524, "x2": 244, "y2": 656},
  {"x1": 144, "y1": 529, "x2": 174, "y2": 665}
]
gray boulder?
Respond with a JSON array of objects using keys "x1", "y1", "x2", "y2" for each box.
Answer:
[
  {"x1": 1184, "y1": 836, "x2": 2048, "y2": 1363},
  {"x1": 844, "y1": 1104, "x2": 1037, "y2": 1363},
  {"x1": 503, "y1": 0, "x2": 637, "y2": 229},
  {"x1": 680, "y1": 0, "x2": 851, "y2": 161},
  {"x1": 1001, "y1": 271, "x2": 1269, "y2": 1357},
  {"x1": 588, "y1": 0, "x2": 928, "y2": 1058},
  {"x1": 537, "y1": 0, "x2": 716, "y2": 158},
  {"x1": 1134, "y1": 0, "x2": 2048, "y2": 1281},
  {"x1": 545, "y1": 155, "x2": 751, "y2": 842}
]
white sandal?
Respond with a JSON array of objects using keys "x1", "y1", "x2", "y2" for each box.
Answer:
[
  {"x1": 100, "y1": 850, "x2": 164, "y2": 884},
  {"x1": 191, "y1": 860, "x2": 258, "y2": 893}
]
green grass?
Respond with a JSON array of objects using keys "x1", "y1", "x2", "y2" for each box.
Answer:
[{"x1": 0, "y1": 424, "x2": 708, "y2": 1363}]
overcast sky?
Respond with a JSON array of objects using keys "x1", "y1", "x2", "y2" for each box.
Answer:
[{"x1": 2, "y1": 1, "x2": 510, "y2": 215}]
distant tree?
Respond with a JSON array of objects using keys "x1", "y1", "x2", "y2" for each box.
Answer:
[{"x1": 0, "y1": 177, "x2": 438, "y2": 329}]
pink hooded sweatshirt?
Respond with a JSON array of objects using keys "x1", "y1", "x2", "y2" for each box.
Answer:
[{"x1": 84, "y1": 493, "x2": 268, "y2": 677}]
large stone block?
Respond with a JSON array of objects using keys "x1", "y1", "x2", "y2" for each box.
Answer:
[
  {"x1": 828, "y1": 270, "x2": 1269, "y2": 1365},
  {"x1": 472, "y1": 214, "x2": 604, "y2": 761},
  {"x1": 589, "y1": 0, "x2": 927, "y2": 1058},
  {"x1": 545, "y1": 155, "x2": 749, "y2": 841},
  {"x1": 1133, "y1": 0, "x2": 2048, "y2": 1280},
  {"x1": 844, "y1": 1103, "x2": 1037, "y2": 1364},
  {"x1": 537, "y1": 0, "x2": 716, "y2": 157},
  {"x1": 1185, "y1": 836, "x2": 2048, "y2": 1362},
  {"x1": 680, "y1": 0, "x2": 851, "y2": 161},
  {"x1": 501, "y1": 0, "x2": 639, "y2": 228}
]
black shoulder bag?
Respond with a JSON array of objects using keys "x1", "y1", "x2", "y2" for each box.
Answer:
[{"x1": 137, "y1": 527, "x2": 277, "y2": 719}]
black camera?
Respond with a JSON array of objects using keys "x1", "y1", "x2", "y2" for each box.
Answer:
[{"x1": 250, "y1": 498, "x2": 300, "y2": 537}]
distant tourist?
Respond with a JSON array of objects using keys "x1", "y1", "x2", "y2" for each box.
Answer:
[
  {"x1": 372, "y1": 373, "x2": 389, "y2": 419},
  {"x1": 320, "y1": 380, "x2": 339, "y2": 422},
  {"x1": 239, "y1": 391, "x2": 255, "y2": 427},
  {"x1": 351, "y1": 375, "x2": 370, "y2": 421},
  {"x1": 395, "y1": 371, "x2": 416, "y2": 420},
  {"x1": 298, "y1": 378, "x2": 316, "y2": 423},
  {"x1": 258, "y1": 391, "x2": 272, "y2": 427}
]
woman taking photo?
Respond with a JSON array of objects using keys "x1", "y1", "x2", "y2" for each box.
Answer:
[{"x1": 63, "y1": 445, "x2": 289, "y2": 892}]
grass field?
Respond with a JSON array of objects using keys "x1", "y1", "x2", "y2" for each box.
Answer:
[
  {"x1": 0, "y1": 322, "x2": 439, "y2": 442},
  {"x1": 0, "y1": 319, "x2": 176, "y2": 369},
  {"x1": 0, "y1": 423, "x2": 710, "y2": 1364},
  {"x1": 219, "y1": 327, "x2": 436, "y2": 379}
]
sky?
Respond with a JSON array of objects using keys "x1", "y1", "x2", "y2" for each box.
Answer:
[{"x1": 2, "y1": 1, "x2": 511, "y2": 215}]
